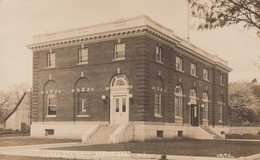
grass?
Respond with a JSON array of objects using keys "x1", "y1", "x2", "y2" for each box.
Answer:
[
  {"x1": 0, "y1": 155, "x2": 90, "y2": 160},
  {"x1": 0, "y1": 132, "x2": 30, "y2": 137},
  {"x1": 226, "y1": 134, "x2": 260, "y2": 139},
  {"x1": 52, "y1": 139, "x2": 260, "y2": 158},
  {"x1": 0, "y1": 137, "x2": 81, "y2": 147}
]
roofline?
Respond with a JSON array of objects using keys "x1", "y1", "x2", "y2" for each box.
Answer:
[{"x1": 26, "y1": 14, "x2": 232, "y2": 71}]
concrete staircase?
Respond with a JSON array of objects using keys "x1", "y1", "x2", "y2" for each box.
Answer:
[
  {"x1": 84, "y1": 124, "x2": 119, "y2": 145},
  {"x1": 201, "y1": 126, "x2": 224, "y2": 140}
]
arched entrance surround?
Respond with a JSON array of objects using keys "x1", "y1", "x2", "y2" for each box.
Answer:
[{"x1": 110, "y1": 74, "x2": 130, "y2": 125}]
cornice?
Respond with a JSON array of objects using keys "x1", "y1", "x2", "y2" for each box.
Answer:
[{"x1": 27, "y1": 15, "x2": 232, "y2": 72}]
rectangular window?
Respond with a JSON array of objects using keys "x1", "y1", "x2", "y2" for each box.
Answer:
[
  {"x1": 78, "y1": 48, "x2": 88, "y2": 64},
  {"x1": 81, "y1": 98, "x2": 87, "y2": 112},
  {"x1": 175, "y1": 96, "x2": 183, "y2": 117},
  {"x1": 157, "y1": 130, "x2": 163, "y2": 138},
  {"x1": 114, "y1": 43, "x2": 125, "y2": 60},
  {"x1": 220, "y1": 74, "x2": 224, "y2": 85},
  {"x1": 47, "y1": 52, "x2": 55, "y2": 67},
  {"x1": 154, "y1": 92, "x2": 162, "y2": 116},
  {"x1": 45, "y1": 129, "x2": 54, "y2": 135},
  {"x1": 176, "y1": 56, "x2": 183, "y2": 71},
  {"x1": 78, "y1": 92, "x2": 89, "y2": 114},
  {"x1": 203, "y1": 68, "x2": 209, "y2": 80},
  {"x1": 219, "y1": 105, "x2": 223, "y2": 121},
  {"x1": 156, "y1": 46, "x2": 162, "y2": 63},
  {"x1": 191, "y1": 63, "x2": 197, "y2": 76},
  {"x1": 47, "y1": 94, "x2": 56, "y2": 115}
]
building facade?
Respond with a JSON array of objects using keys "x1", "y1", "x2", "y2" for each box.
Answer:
[{"x1": 27, "y1": 15, "x2": 232, "y2": 141}]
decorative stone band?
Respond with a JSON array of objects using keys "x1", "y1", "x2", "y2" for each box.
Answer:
[
  {"x1": 151, "y1": 86, "x2": 166, "y2": 92},
  {"x1": 40, "y1": 90, "x2": 61, "y2": 94},
  {"x1": 71, "y1": 87, "x2": 94, "y2": 93}
]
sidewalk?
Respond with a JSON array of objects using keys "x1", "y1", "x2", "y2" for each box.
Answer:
[{"x1": 0, "y1": 142, "x2": 260, "y2": 160}]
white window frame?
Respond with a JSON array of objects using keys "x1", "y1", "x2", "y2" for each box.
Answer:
[
  {"x1": 81, "y1": 98, "x2": 87, "y2": 112},
  {"x1": 78, "y1": 48, "x2": 88, "y2": 64},
  {"x1": 176, "y1": 56, "x2": 183, "y2": 71},
  {"x1": 191, "y1": 63, "x2": 197, "y2": 76},
  {"x1": 156, "y1": 46, "x2": 162, "y2": 63},
  {"x1": 175, "y1": 85, "x2": 183, "y2": 118},
  {"x1": 203, "y1": 68, "x2": 209, "y2": 80},
  {"x1": 114, "y1": 43, "x2": 125, "y2": 60},
  {"x1": 47, "y1": 52, "x2": 55, "y2": 68},
  {"x1": 220, "y1": 74, "x2": 224, "y2": 85},
  {"x1": 47, "y1": 94, "x2": 56, "y2": 117},
  {"x1": 154, "y1": 92, "x2": 162, "y2": 117},
  {"x1": 202, "y1": 92, "x2": 209, "y2": 120},
  {"x1": 219, "y1": 100, "x2": 224, "y2": 122}
]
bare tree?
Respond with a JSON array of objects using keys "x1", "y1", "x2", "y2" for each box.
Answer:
[{"x1": 189, "y1": 0, "x2": 260, "y2": 36}]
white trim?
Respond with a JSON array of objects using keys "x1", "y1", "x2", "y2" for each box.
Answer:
[
  {"x1": 77, "y1": 115, "x2": 90, "y2": 118},
  {"x1": 46, "y1": 115, "x2": 56, "y2": 118}
]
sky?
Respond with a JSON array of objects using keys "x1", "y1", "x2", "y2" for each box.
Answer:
[{"x1": 0, "y1": 0, "x2": 259, "y2": 90}]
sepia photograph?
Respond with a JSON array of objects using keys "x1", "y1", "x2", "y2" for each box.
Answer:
[{"x1": 0, "y1": 0, "x2": 259, "y2": 159}]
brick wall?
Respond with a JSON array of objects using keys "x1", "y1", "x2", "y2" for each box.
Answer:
[{"x1": 32, "y1": 34, "x2": 229, "y2": 126}]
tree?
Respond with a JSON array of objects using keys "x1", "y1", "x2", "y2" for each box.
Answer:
[
  {"x1": 0, "y1": 83, "x2": 30, "y2": 121},
  {"x1": 189, "y1": 0, "x2": 260, "y2": 36}
]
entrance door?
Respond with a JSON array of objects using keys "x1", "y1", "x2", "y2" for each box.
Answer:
[
  {"x1": 113, "y1": 95, "x2": 128, "y2": 124},
  {"x1": 191, "y1": 104, "x2": 199, "y2": 126}
]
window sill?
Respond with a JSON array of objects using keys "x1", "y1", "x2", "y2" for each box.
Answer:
[
  {"x1": 176, "y1": 69, "x2": 184, "y2": 73},
  {"x1": 203, "y1": 79, "x2": 210, "y2": 82},
  {"x1": 220, "y1": 84, "x2": 224, "y2": 86},
  {"x1": 77, "y1": 115, "x2": 90, "y2": 117},
  {"x1": 46, "y1": 66, "x2": 55, "y2": 69},
  {"x1": 175, "y1": 116, "x2": 183, "y2": 120},
  {"x1": 112, "y1": 58, "x2": 125, "y2": 61},
  {"x1": 46, "y1": 115, "x2": 56, "y2": 118},
  {"x1": 156, "y1": 60, "x2": 163, "y2": 64},
  {"x1": 154, "y1": 114, "x2": 162, "y2": 118},
  {"x1": 191, "y1": 74, "x2": 198, "y2": 78},
  {"x1": 219, "y1": 120, "x2": 223, "y2": 123},
  {"x1": 203, "y1": 119, "x2": 209, "y2": 122},
  {"x1": 77, "y1": 62, "x2": 88, "y2": 65}
]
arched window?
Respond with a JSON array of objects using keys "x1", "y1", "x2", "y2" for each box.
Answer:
[
  {"x1": 175, "y1": 84, "x2": 183, "y2": 117},
  {"x1": 111, "y1": 74, "x2": 128, "y2": 87},
  {"x1": 153, "y1": 76, "x2": 164, "y2": 117},
  {"x1": 44, "y1": 80, "x2": 59, "y2": 116},
  {"x1": 202, "y1": 92, "x2": 209, "y2": 120},
  {"x1": 74, "y1": 77, "x2": 91, "y2": 115}
]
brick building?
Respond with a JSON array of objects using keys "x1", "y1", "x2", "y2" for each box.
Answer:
[{"x1": 27, "y1": 15, "x2": 232, "y2": 141}]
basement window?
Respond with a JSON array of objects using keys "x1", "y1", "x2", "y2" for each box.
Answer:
[
  {"x1": 157, "y1": 130, "x2": 163, "y2": 138},
  {"x1": 178, "y1": 131, "x2": 183, "y2": 137},
  {"x1": 45, "y1": 129, "x2": 54, "y2": 136}
]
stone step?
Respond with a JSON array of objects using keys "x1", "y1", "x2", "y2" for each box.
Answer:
[
  {"x1": 201, "y1": 126, "x2": 224, "y2": 140},
  {"x1": 83, "y1": 125, "x2": 119, "y2": 145}
]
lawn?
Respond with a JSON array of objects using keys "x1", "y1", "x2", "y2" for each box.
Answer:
[
  {"x1": 0, "y1": 155, "x2": 90, "y2": 160},
  {"x1": 0, "y1": 133, "x2": 29, "y2": 137},
  {"x1": 0, "y1": 137, "x2": 81, "y2": 147},
  {"x1": 52, "y1": 139, "x2": 260, "y2": 158},
  {"x1": 226, "y1": 134, "x2": 260, "y2": 139}
]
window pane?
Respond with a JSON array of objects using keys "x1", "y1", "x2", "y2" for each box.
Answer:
[
  {"x1": 114, "y1": 43, "x2": 125, "y2": 59},
  {"x1": 82, "y1": 99, "x2": 87, "y2": 112},
  {"x1": 154, "y1": 92, "x2": 161, "y2": 115},
  {"x1": 122, "y1": 98, "x2": 126, "y2": 112},
  {"x1": 79, "y1": 48, "x2": 88, "y2": 63},
  {"x1": 116, "y1": 98, "x2": 119, "y2": 112},
  {"x1": 47, "y1": 94, "x2": 56, "y2": 115}
]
